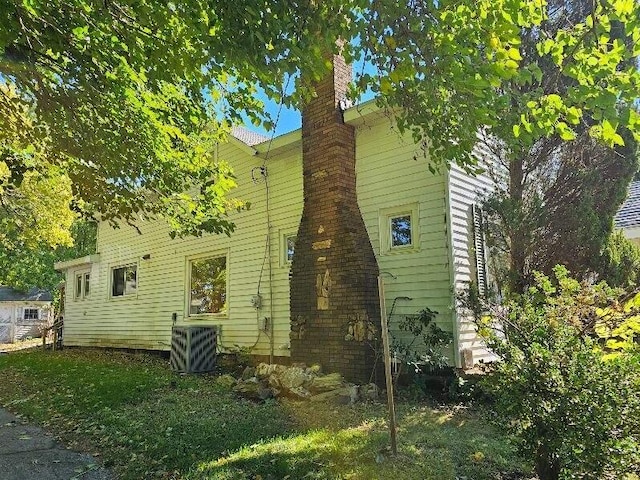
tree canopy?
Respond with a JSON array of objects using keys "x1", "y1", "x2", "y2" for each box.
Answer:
[{"x1": 1, "y1": 0, "x2": 639, "y2": 250}]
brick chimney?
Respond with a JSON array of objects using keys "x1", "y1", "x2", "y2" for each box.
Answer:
[{"x1": 289, "y1": 55, "x2": 381, "y2": 383}]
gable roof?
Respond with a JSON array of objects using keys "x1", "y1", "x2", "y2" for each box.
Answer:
[
  {"x1": 0, "y1": 286, "x2": 52, "y2": 302},
  {"x1": 615, "y1": 180, "x2": 640, "y2": 229}
]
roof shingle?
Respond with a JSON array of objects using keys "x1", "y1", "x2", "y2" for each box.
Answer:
[{"x1": 615, "y1": 180, "x2": 640, "y2": 229}]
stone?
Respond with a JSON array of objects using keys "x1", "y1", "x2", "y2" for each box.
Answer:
[
  {"x1": 361, "y1": 383, "x2": 380, "y2": 402},
  {"x1": 233, "y1": 379, "x2": 273, "y2": 401},
  {"x1": 280, "y1": 366, "x2": 312, "y2": 390},
  {"x1": 309, "y1": 372, "x2": 344, "y2": 393},
  {"x1": 214, "y1": 374, "x2": 237, "y2": 389},
  {"x1": 287, "y1": 386, "x2": 312, "y2": 400},
  {"x1": 309, "y1": 386, "x2": 354, "y2": 404},
  {"x1": 307, "y1": 364, "x2": 322, "y2": 375},
  {"x1": 240, "y1": 366, "x2": 256, "y2": 380}
]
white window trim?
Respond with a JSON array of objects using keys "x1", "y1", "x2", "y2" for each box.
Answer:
[
  {"x1": 379, "y1": 203, "x2": 420, "y2": 255},
  {"x1": 109, "y1": 262, "x2": 138, "y2": 299},
  {"x1": 73, "y1": 268, "x2": 91, "y2": 300},
  {"x1": 185, "y1": 250, "x2": 229, "y2": 319}
]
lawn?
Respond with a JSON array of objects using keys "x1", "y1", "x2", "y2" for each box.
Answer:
[{"x1": 0, "y1": 349, "x2": 531, "y2": 479}]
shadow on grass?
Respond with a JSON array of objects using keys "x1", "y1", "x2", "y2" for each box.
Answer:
[{"x1": 0, "y1": 349, "x2": 531, "y2": 480}]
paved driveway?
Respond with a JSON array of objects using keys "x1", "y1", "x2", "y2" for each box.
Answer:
[{"x1": 0, "y1": 408, "x2": 112, "y2": 480}]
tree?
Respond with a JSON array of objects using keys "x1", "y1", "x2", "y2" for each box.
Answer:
[
  {"x1": 1, "y1": 0, "x2": 639, "y2": 249},
  {"x1": 471, "y1": 0, "x2": 640, "y2": 293},
  {"x1": 0, "y1": 220, "x2": 97, "y2": 293}
]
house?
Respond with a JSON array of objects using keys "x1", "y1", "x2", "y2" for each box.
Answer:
[
  {"x1": 615, "y1": 179, "x2": 640, "y2": 246},
  {"x1": 54, "y1": 109, "x2": 491, "y2": 369},
  {"x1": 55, "y1": 62, "x2": 492, "y2": 380},
  {"x1": 0, "y1": 286, "x2": 52, "y2": 344}
]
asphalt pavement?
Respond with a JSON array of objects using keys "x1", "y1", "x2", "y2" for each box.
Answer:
[{"x1": 0, "y1": 408, "x2": 112, "y2": 480}]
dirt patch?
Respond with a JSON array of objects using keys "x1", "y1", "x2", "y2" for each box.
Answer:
[{"x1": 0, "y1": 338, "x2": 46, "y2": 353}]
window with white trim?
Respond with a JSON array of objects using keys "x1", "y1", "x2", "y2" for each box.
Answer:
[
  {"x1": 75, "y1": 271, "x2": 91, "y2": 299},
  {"x1": 23, "y1": 308, "x2": 39, "y2": 320},
  {"x1": 188, "y1": 255, "x2": 227, "y2": 315},
  {"x1": 379, "y1": 203, "x2": 419, "y2": 254},
  {"x1": 111, "y1": 264, "x2": 137, "y2": 297}
]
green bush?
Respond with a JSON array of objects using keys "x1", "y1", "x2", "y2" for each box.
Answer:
[
  {"x1": 479, "y1": 267, "x2": 640, "y2": 480},
  {"x1": 599, "y1": 229, "x2": 640, "y2": 287}
]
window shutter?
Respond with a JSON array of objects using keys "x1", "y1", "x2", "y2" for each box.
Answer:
[{"x1": 472, "y1": 204, "x2": 488, "y2": 297}]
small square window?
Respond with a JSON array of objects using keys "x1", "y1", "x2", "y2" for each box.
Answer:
[
  {"x1": 23, "y1": 308, "x2": 39, "y2": 320},
  {"x1": 189, "y1": 255, "x2": 227, "y2": 315},
  {"x1": 390, "y1": 215, "x2": 412, "y2": 247},
  {"x1": 379, "y1": 203, "x2": 419, "y2": 254},
  {"x1": 112, "y1": 265, "x2": 137, "y2": 297}
]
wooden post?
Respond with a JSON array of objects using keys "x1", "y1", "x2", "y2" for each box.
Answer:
[{"x1": 378, "y1": 276, "x2": 398, "y2": 455}]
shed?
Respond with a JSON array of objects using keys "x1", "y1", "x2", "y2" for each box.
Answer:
[{"x1": 0, "y1": 286, "x2": 53, "y2": 343}]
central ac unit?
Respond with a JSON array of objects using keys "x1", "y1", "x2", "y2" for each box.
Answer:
[{"x1": 170, "y1": 326, "x2": 217, "y2": 373}]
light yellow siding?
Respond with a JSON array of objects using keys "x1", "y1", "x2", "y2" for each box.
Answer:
[
  {"x1": 62, "y1": 118, "x2": 456, "y2": 360},
  {"x1": 446, "y1": 145, "x2": 496, "y2": 366}
]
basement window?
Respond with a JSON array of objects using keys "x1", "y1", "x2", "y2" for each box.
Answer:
[
  {"x1": 189, "y1": 255, "x2": 227, "y2": 315},
  {"x1": 111, "y1": 264, "x2": 137, "y2": 297}
]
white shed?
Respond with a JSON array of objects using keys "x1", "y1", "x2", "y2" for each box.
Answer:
[{"x1": 0, "y1": 286, "x2": 53, "y2": 344}]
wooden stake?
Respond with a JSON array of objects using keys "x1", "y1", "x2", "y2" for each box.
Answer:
[{"x1": 378, "y1": 276, "x2": 398, "y2": 455}]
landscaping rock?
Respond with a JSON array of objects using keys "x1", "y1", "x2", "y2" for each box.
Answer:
[
  {"x1": 280, "y1": 366, "x2": 312, "y2": 390},
  {"x1": 310, "y1": 386, "x2": 354, "y2": 404},
  {"x1": 287, "y1": 386, "x2": 312, "y2": 400},
  {"x1": 214, "y1": 374, "x2": 237, "y2": 389},
  {"x1": 309, "y1": 372, "x2": 344, "y2": 393},
  {"x1": 233, "y1": 362, "x2": 377, "y2": 405},
  {"x1": 361, "y1": 383, "x2": 380, "y2": 401},
  {"x1": 240, "y1": 366, "x2": 256, "y2": 380},
  {"x1": 233, "y1": 379, "x2": 273, "y2": 401}
]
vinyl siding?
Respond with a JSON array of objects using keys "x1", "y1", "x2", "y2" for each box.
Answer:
[
  {"x1": 447, "y1": 146, "x2": 496, "y2": 366},
  {"x1": 62, "y1": 118, "x2": 456, "y2": 361}
]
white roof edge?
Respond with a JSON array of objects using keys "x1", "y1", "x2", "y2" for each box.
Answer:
[
  {"x1": 54, "y1": 254, "x2": 100, "y2": 271},
  {"x1": 254, "y1": 99, "x2": 384, "y2": 157}
]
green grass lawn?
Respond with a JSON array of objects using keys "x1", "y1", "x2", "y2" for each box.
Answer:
[{"x1": 0, "y1": 349, "x2": 531, "y2": 479}]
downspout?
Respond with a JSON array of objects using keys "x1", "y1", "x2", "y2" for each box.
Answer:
[{"x1": 443, "y1": 168, "x2": 462, "y2": 368}]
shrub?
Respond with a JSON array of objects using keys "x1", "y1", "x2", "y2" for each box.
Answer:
[
  {"x1": 599, "y1": 229, "x2": 640, "y2": 288},
  {"x1": 478, "y1": 267, "x2": 640, "y2": 480}
]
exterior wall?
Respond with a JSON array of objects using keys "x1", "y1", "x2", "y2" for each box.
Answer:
[
  {"x1": 446, "y1": 158, "x2": 495, "y2": 367},
  {"x1": 62, "y1": 118, "x2": 454, "y2": 363},
  {"x1": 0, "y1": 303, "x2": 50, "y2": 343}
]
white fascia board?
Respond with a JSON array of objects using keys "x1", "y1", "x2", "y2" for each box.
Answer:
[{"x1": 54, "y1": 254, "x2": 100, "y2": 271}]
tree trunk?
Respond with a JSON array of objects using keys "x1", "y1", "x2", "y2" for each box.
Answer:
[{"x1": 508, "y1": 154, "x2": 527, "y2": 294}]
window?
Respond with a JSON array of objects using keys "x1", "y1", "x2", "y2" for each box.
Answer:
[
  {"x1": 111, "y1": 264, "x2": 137, "y2": 297},
  {"x1": 380, "y1": 203, "x2": 419, "y2": 254},
  {"x1": 75, "y1": 271, "x2": 90, "y2": 299},
  {"x1": 390, "y1": 215, "x2": 412, "y2": 247},
  {"x1": 284, "y1": 234, "x2": 296, "y2": 263},
  {"x1": 189, "y1": 255, "x2": 227, "y2": 315},
  {"x1": 23, "y1": 308, "x2": 39, "y2": 320}
]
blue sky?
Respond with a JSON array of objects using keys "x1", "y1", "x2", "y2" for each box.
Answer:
[{"x1": 245, "y1": 58, "x2": 377, "y2": 138}]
